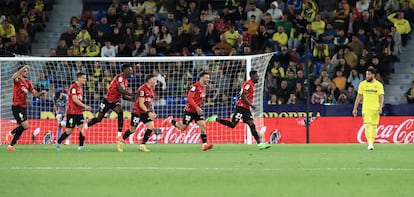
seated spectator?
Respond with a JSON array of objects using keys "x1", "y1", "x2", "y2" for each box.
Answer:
[
  {"x1": 343, "y1": 46, "x2": 358, "y2": 68},
  {"x1": 56, "y1": 39, "x2": 68, "y2": 56},
  {"x1": 203, "y1": 3, "x2": 219, "y2": 22},
  {"x1": 320, "y1": 56, "x2": 336, "y2": 79},
  {"x1": 327, "y1": 81, "x2": 341, "y2": 101},
  {"x1": 155, "y1": 25, "x2": 172, "y2": 54},
  {"x1": 132, "y1": 40, "x2": 148, "y2": 57},
  {"x1": 332, "y1": 70, "x2": 347, "y2": 91},
  {"x1": 323, "y1": 93, "x2": 337, "y2": 105},
  {"x1": 286, "y1": 93, "x2": 298, "y2": 104},
  {"x1": 405, "y1": 81, "x2": 414, "y2": 104},
  {"x1": 270, "y1": 26, "x2": 288, "y2": 52},
  {"x1": 311, "y1": 84, "x2": 327, "y2": 104},
  {"x1": 268, "y1": 94, "x2": 283, "y2": 105},
  {"x1": 60, "y1": 27, "x2": 75, "y2": 48},
  {"x1": 85, "y1": 39, "x2": 100, "y2": 57},
  {"x1": 204, "y1": 23, "x2": 220, "y2": 52},
  {"x1": 189, "y1": 25, "x2": 203, "y2": 51},
  {"x1": 345, "y1": 84, "x2": 357, "y2": 103},
  {"x1": 336, "y1": 57, "x2": 351, "y2": 78},
  {"x1": 116, "y1": 42, "x2": 132, "y2": 57},
  {"x1": 347, "y1": 68, "x2": 363, "y2": 91},
  {"x1": 212, "y1": 34, "x2": 233, "y2": 56},
  {"x1": 270, "y1": 59, "x2": 285, "y2": 81},
  {"x1": 312, "y1": 42, "x2": 329, "y2": 62},
  {"x1": 276, "y1": 80, "x2": 291, "y2": 104},
  {"x1": 387, "y1": 12, "x2": 411, "y2": 48},
  {"x1": 0, "y1": 19, "x2": 16, "y2": 43},
  {"x1": 70, "y1": 39, "x2": 82, "y2": 56},
  {"x1": 314, "y1": 70, "x2": 332, "y2": 90},
  {"x1": 76, "y1": 26, "x2": 91, "y2": 48},
  {"x1": 264, "y1": 71, "x2": 278, "y2": 98},
  {"x1": 295, "y1": 82, "x2": 307, "y2": 103},
  {"x1": 101, "y1": 40, "x2": 116, "y2": 57},
  {"x1": 128, "y1": 0, "x2": 143, "y2": 14},
  {"x1": 336, "y1": 93, "x2": 349, "y2": 104}
]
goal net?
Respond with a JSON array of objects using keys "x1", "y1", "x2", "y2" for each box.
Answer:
[{"x1": 0, "y1": 54, "x2": 273, "y2": 145}]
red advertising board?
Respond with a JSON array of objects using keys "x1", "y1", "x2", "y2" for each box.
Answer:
[{"x1": 1, "y1": 117, "x2": 413, "y2": 144}]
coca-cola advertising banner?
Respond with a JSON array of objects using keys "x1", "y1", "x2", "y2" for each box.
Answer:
[{"x1": 1, "y1": 117, "x2": 413, "y2": 144}]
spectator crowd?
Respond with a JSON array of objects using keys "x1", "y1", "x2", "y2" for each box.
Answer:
[{"x1": 1, "y1": 0, "x2": 413, "y2": 105}]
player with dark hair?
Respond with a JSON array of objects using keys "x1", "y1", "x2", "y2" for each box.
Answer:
[
  {"x1": 85, "y1": 64, "x2": 136, "y2": 141},
  {"x1": 53, "y1": 91, "x2": 70, "y2": 145},
  {"x1": 206, "y1": 70, "x2": 271, "y2": 150},
  {"x1": 7, "y1": 65, "x2": 47, "y2": 151},
  {"x1": 118, "y1": 74, "x2": 158, "y2": 152},
  {"x1": 55, "y1": 72, "x2": 91, "y2": 151},
  {"x1": 353, "y1": 68, "x2": 384, "y2": 150},
  {"x1": 163, "y1": 72, "x2": 214, "y2": 151}
]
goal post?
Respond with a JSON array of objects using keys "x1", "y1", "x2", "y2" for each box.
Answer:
[{"x1": 0, "y1": 54, "x2": 273, "y2": 145}]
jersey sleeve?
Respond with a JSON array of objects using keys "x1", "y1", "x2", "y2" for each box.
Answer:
[
  {"x1": 378, "y1": 82, "x2": 384, "y2": 95},
  {"x1": 357, "y1": 82, "x2": 364, "y2": 95},
  {"x1": 28, "y1": 80, "x2": 34, "y2": 92}
]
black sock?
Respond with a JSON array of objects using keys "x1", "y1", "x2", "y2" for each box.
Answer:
[
  {"x1": 200, "y1": 133, "x2": 207, "y2": 143},
  {"x1": 117, "y1": 112, "x2": 123, "y2": 133},
  {"x1": 10, "y1": 125, "x2": 23, "y2": 135},
  {"x1": 88, "y1": 118, "x2": 99, "y2": 127},
  {"x1": 123, "y1": 129, "x2": 133, "y2": 140},
  {"x1": 10, "y1": 126, "x2": 25, "y2": 146},
  {"x1": 142, "y1": 129, "x2": 153, "y2": 144},
  {"x1": 79, "y1": 132, "x2": 85, "y2": 146},
  {"x1": 171, "y1": 119, "x2": 176, "y2": 126},
  {"x1": 248, "y1": 123, "x2": 261, "y2": 144},
  {"x1": 57, "y1": 132, "x2": 69, "y2": 144},
  {"x1": 218, "y1": 119, "x2": 237, "y2": 128}
]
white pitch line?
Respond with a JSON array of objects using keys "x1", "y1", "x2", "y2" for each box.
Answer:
[{"x1": 4, "y1": 167, "x2": 414, "y2": 171}]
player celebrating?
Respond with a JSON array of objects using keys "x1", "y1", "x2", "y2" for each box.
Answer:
[
  {"x1": 118, "y1": 74, "x2": 157, "y2": 152},
  {"x1": 163, "y1": 72, "x2": 213, "y2": 151},
  {"x1": 206, "y1": 70, "x2": 271, "y2": 150},
  {"x1": 53, "y1": 92, "x2": 70, "y2": 145},
  {"x1": 55, "y1": 72, "x2": 91, "y2": 151},
  {"x1": 353, "y1": 68, "x2": 384, "y2": 150},
  {"x1": 86, "y1": 64, "x2": 136, "y2": 140},
  {"x1": 7, "y1": 65, "x2": 46, "y2": 151}
]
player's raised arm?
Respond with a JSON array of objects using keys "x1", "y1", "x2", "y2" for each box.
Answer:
[{"x1": 12, "y1": 65, "x2": 30, "y2": 82}]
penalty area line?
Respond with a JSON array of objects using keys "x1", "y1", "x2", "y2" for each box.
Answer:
[{"x1": 3, "y1": 167, "x2": 414, "y2": 171}]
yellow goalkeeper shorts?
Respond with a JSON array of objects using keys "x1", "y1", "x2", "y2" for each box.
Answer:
[{"x1": 362, "y1": 110, "x2": 380, "y2": 125}]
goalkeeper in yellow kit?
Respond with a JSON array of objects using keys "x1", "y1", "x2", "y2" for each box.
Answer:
[{"x1": 352, "y1": 68, "x2": 384, "y2": 150}]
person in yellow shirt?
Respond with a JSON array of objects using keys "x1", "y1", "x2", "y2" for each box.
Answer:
[
  {"x1": 387, "y1": 12, "x2": 412, "y2": 47},
  {"x1": 271, "y1": 26, "x2": 288, "y2": 52},
  {"x1": 353, "y1": 68, "x2": 384, "y2": 150},
  {"x1": 244, "y1": 15, "x2": 259, "y2": 36},
  {"x1": 0, "y1": 20, "x2": 16, "y2": 42},
  {"x1": 311, "y1": 14, "x2": 325, "y2": 35}
]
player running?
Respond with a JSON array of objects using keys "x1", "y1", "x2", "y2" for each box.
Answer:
[
  {"x1": 206, "y1": 70, "x2": 271, "y2": 150},
  {"x1": 7, "y1": 65, "x2": 46, "y2": 151},
  {"x1": 85, "y1": 64, "x2": 136, "y2": 140},
  {"x1": 353, "y1": 68, "x2": 384, "y2": 150},
  {"x1": 118, "y1": 74, "x2": 157, "y2": 152},
  {"x1": 163, "y1": 72, "x2": 213, "y2": 151},
  {"x1": 55, "y1": 72, "x2": 91, "y2": 151}
]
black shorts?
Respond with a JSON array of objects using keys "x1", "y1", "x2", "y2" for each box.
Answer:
[
  {"x1": 99, "y1": 99, "x2": 121, "y2": 113},
  {"x1": 232, "y1": 106, "x2": 253, "y2": 123},
  {"x1": 12, "y1": 105, "x2": 27, "y2": 124},
  {"x1": 130, "y1": 112, "x2": 152, "y2": 127},
  {"x1": 66, "y1": 114, "x2": 84, "y2": 128},
  {"x1": 182, "y1": 111, "x2": 204, "y2": 125}
]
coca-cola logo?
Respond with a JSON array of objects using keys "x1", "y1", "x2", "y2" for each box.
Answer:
[
  {"x1": 134, "y1": 122, "x2": 200, "y2": 144},
  {"x1": 357, "y1": 119, "x2": 414, "y2": 144}
]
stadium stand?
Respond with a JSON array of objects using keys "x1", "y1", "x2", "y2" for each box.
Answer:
[{"x1": 1, "y1": 0, "x2": 413, "y2": 105}]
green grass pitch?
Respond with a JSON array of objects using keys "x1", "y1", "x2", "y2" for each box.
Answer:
[{"x1": 1, "y1": 144, "x2": 413, "y2": 197}]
